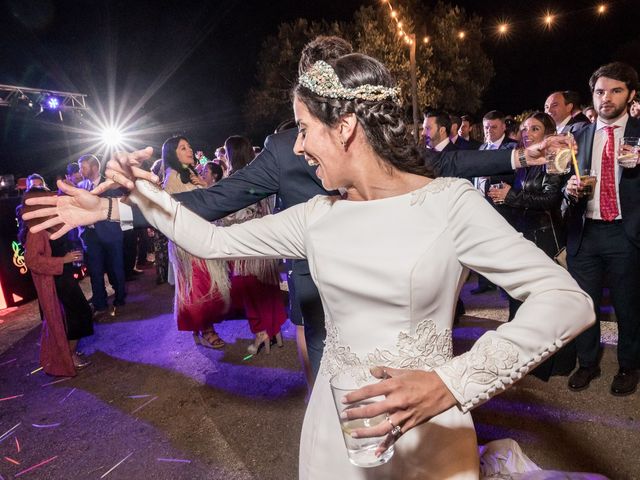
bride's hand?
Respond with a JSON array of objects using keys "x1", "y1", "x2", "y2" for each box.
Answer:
[
  {"x1": 22, "y1": 180, "x2": 109, "y2": 240},
  {"x1": 341, "y1": 367, "x2": 456, "y2": 455},
  {"x1": 91, "y1": 147, "x2": 157, "y2": 194}
]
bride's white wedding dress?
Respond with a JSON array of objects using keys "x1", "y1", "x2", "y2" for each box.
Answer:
[{"x1": 129, "y1": 177, "x2": 593, "y2": 480}]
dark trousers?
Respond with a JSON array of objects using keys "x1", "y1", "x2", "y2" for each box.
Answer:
[
  {"x1": 568, "y1": 221, "x2": 640, "y2": 369},
  {"x1": 123, "y1": 229, "x2": 137, "y2": 277},
  {"x1": 291, "y1": 270, "x2": 326, "y2": 379},
  {"x1": 83, "y1": 229, "x2": 126, "y2": 310}
]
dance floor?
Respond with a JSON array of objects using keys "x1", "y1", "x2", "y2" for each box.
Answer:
[{"x1": 0, "y1": 268, "x2": 637, "y2": 479}]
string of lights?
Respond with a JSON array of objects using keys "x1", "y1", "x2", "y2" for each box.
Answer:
[{"x1": 381, "y1": 0, "x2": 616, "y2": 45}]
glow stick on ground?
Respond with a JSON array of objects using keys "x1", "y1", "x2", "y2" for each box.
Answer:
[
  {"x1": 41, "y1": 377, "x2": 71, "y2": 387},
  {"x1": 15, "y1": 437, "x2": 20, "y2": 453},
  {"x1": 4, "y1": 456, "x2": 20, "y2": 465},
  {"x1": 156, "y1": 458, "x2": 191, "y2": 463},
  {"x1": 29, "y1": 366, "x2": 43, "y2": 375},
  {"x1": 14, "y1": 456, "x2": 58, "y2": 478},
  {"x1": 0, "y1": 423, "x2": 21, "y2": 443},
  {"x1": 131, "y1": 396, "x2": 158, "y2": 414},
  {"x1": 32, "y1": 423, "x2": 61, "y2": 428},
  {"x1": 0, "y1": 394, "x2": 24, "y2": 402},
  {"x1": 59, "y1": 388, "x2": 76, "y2": 404},
  {"x1": 100, "y1": 452, "x2": 133, "y2": 478},
  {"x1": 0, "y1": 358, "x2": 17, "y2": 367}
]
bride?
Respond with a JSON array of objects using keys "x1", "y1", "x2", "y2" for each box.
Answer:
[{"x1": 24, "y1": 53, "x2": 594, "y2": 479}]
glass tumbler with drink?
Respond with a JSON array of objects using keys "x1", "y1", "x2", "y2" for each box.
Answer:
[
  {"x1": 330, "y1": 367, "x2": 394, "y2": 468},
  {"x1": 545, "y1": 133, "x2": 575, "y2": 175},
  {"x1": 577, "y1": 169, "x2": 597, "y2": 200},
  {"x1": 489, "y1": 182, "x2": 506, "y2": 205},
  {"x1": 617, "y1": 137, "x2": 639, "y2": 169}
]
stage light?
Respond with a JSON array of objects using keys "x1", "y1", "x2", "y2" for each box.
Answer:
[
  {"x1": 45, "y1": 96, "x2": 60, "y2": 110},
  {"x1": 101, "y1": 127, "x2": 123, "y2": 148}
]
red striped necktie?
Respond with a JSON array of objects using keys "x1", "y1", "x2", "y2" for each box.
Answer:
[{"x1": 599, "y1": 125, "x2": 619, "y2": 221}]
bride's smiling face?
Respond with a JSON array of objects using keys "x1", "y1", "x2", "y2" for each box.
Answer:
[{"x1": 293, "y1": 96, "x2": 346, "y2": 191}]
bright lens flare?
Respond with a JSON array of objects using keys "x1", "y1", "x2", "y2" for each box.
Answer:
[{"x1": 101, "y1": 127, "x2": 123, "y2": 147}]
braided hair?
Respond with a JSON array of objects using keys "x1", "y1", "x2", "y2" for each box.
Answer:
[{"x1": 294, "y1": 53, "x2": 433, "y2": 178}]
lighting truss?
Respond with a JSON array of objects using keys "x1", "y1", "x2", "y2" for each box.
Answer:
[{"x1": 0, "y1": 84, "x2": 88, "y2": 112}]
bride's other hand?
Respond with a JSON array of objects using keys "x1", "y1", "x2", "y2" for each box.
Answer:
[
  {"x1": 22, "y1": 180, "x2": 109, "y2": 240},
  {"x1": 92, "y1": 147, "x2": 157, "y2": 194},
  {"x1": 341, "y1": 366, "x2": 456, "y2": 454}
]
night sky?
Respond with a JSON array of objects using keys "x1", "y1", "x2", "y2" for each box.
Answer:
[{"x1": 1, "y1": 0, "x2": 638, "y2": 179}]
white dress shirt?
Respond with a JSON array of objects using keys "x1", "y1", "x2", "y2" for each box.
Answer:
[
  {"x1": 585, "y1": 113, "x2": 628, "y2": 220},
  {"x1": 556, "y1": 116, "x2": 571, "y2": 134},
  {"x1": 434, "y1": 138, "x2": 451, "y2": 152}
]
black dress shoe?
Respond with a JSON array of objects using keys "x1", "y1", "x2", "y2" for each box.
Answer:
[
  {"x1": 568, "y1": 366, "x2": 601, "y2": 391},
  {"x1": 610, "y1": 368, "x2": 639, "y2": 396}
]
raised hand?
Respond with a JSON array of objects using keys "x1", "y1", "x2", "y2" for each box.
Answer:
[
  {"x1": 22, "y1": 180, "x2": 109, "y2": 240},
  {"x1": 91, "y1": 147, "x2": 157, "y2": 194},
  {"x1": 524, "y1": 134, "x2": 577, "y2": 166},
  {"x1": 340, "y1": 366, "x2": 456, "y2": 455}
]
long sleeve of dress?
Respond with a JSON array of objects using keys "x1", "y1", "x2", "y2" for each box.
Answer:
[
  {"x1": 25, "y1": 232, "x2": 64, "y2": 276},
  {"x1": 433, "y1": 180, "x2": 594, "y2": 412},
  {"x1": 128, "y1": 179, "x2": 309, "y2": 261}
]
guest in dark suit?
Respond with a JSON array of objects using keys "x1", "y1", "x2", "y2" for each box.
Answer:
[
  {"x1": 545, "y1": 90, "x2": 590, "y2": 135},
  {"x1": 565, "y1": 62, "x2": 640, "y2": 396},
  {"x1": 470, "y1": 111, "x2": 518, "y2": 295},
  {"x1": 423, "y1": 110, "x2": 457, "y2": 152},
  {"x1": 77, "y1": 154, "x2": 126, "y2": 315},
  {"x1": 454, "y1": 115, "x2": 482, "y2": 150}
]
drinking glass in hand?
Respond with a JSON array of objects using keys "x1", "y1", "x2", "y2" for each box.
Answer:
[
  {"x1": 578, "y1": 169, "x2": 597, "y2": 200},
  {"x1": 617, "y1": 137, "x2": 640, "y2": 169},
  {"x1": 330, "y1": 367, "x2": 394, "y2": 468},
  {"x1": 489, "y1": 182, "x2": 505, "y2": 204}
]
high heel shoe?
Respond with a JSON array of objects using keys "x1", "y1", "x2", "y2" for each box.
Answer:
[
  {"x1": 271, "y1": 332, "x2": 283, "y2": 348},
  {"x1": 193, "y1": 333, "x2": 202, "y2": 346},
  {"x1": 248, "y1": 331, "x2": 270, "y2": 355},
  {"x1": 199, "y1": 330, "x2": 225, "y2": 349}
]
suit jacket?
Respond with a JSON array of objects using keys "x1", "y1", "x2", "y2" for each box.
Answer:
[
  {"x1": 441, "y1": 141, "x2": 459, "y2": 152},
  {"x1": 560, "y1": 113, "x2": 590, "y2": 135},
  {"x1": 479, "y1": 137, "x2": 519, "y2": 151},
  {"x1": 566, "y1": 116, "x2": 640, "y2": 255},
  {"x1": 453, "y1": 136, "x2": 482, "y2": 150},
  {"x1": 160, "y1": 128, "x2": 514, "y2": 221}
]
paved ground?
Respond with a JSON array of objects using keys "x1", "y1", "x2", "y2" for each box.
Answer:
[{"x1": 0, "y1": 269, "x2": 638, "y2": 479}]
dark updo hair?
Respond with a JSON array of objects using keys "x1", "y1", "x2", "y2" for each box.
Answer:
[
  {"x1": 294, "y1": 53, "x2": 432, "y2": 177},
  {"x1": 224, "y1": 135, "x2": 255, "y2": 172},
  {"x1": 162, "y1": 135, "x2": 195, "y2": 183}
]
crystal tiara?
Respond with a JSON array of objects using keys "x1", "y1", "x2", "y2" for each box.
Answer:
[{"x1": 298, "y1": 60, "x2": 401, "y2": 104}]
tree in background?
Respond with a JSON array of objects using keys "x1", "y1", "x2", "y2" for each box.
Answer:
[{"x1": 244, "y1": 1, "x2": 493, "y2": 134}]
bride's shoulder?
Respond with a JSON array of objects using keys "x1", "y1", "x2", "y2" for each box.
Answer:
[{"x1": 410, "y1": 177, "x2": 473, "y2": 206}]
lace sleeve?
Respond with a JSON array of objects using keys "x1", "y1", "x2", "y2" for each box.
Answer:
[{"x1": 433, "y1": 179, "x2": 594, "y2": 412}]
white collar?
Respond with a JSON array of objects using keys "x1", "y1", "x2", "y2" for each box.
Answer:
[
  {"x1": 596, "y1": 113, "x2": 629, "y2": 132},
  {"x1": 435, "y1": 138, "x2": 451, "y2": 152}
]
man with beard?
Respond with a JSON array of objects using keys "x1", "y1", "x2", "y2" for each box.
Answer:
[{"x1": 565, "y1": 62, "x2": 640, "y2": 396}]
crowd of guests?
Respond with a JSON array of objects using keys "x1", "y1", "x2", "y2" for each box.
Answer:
[
  {"x1": 16, "y1": 134, "x2": 287, "y2": 377},
  {"x1": 421, "y1": 75, "x2": 640, "y2": 395}
]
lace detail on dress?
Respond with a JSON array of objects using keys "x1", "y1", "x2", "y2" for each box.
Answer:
[
  {"x1": 320, "y1": 317, "x2": 453, "y2": 378},
  {"x1": 410, "y1": 177, "x2": 457, "y2": 206},
  {"x1": 436, "y1": 338, "x2": 520, "y2": 402}
]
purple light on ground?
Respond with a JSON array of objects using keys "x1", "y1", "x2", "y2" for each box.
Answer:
[{"x1": 479, "y1": 397, "x2": 640, "y2": 431}]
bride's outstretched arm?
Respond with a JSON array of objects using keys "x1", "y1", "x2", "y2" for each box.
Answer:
[{"x1": 128, "y1": 179, "x2": 308, "y2": 260}]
